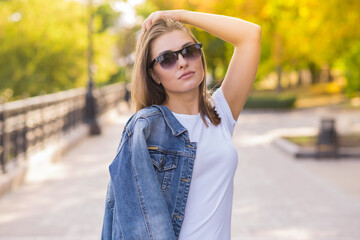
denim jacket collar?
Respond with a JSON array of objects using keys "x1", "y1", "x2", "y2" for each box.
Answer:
[{"x1": 152, "y1": 105, "x2": 188, "y2": 137}]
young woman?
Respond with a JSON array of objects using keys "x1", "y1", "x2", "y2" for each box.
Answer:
[{"x1": 102, "y1": 10, "x2": 261, "y2": 240}]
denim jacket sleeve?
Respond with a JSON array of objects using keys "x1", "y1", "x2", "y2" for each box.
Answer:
[{"x1": 106, "y1": 117, "x2": 176, "y2": 240}]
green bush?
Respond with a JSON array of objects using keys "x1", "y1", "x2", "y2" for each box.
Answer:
[
  {"x1": 244, "y1": 93, "x2": 296, "y2": 109},
  {"x1": 343, "y1": 42, "x2": 360, "y2": 97}
]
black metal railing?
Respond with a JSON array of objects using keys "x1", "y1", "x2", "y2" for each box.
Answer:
[{"x1": 0, "y1": 83, "x2": 125, "y2": 174}]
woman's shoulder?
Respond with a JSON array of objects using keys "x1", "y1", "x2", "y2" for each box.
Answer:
[
  {"x1": 211, "y1": 86, "x2": 237, "y2": 133},
  {"x1": 135, "y1": 105, "x2": 164, "y2": 119},
  {"x1": 125, "y1": 104, "x2": 186, "y2": 138},
  {"x1": 124, "y1": 105, "x2": 166, "y2": 132}
]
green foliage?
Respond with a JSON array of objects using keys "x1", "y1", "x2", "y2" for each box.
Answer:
[
  {"x1": 2, "y1": 0, "x2": 358, "y2": 100},
  {"x1": 107, "y1": 67, "x2": 126, "y2": 85},
  {"x1": 96, "y1": 4, "x2": 121, "y2": 33},
  {"x1": 284, "y1": 136, "x2": 316, "y2": 147},
  {"x1": 285, "y1": 134, "x2": 360, "y2": 148},
  {"x1": 116, "y1": 25, "x2": 140, "y2": 58},
  {"x1": 342, "y1": 42, "x2": 360, "y2": 97},
  {"x1": 136, "y1": 0, "x2": 360, "y2": 95},
  {"x1": 244, "y1": 93, "x2": 296, "y2": 109},
  {"x1": 135, "y1": 1, "x2": 158, "y2": 19},
  {"x1": 0, "y1": 0, "x2": 119, "y2": 99},
  {"x1": 191, "y1": 29, "x2": 231, "y2": 82}
]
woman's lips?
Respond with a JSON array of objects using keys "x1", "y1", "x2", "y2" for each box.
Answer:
[{"x1": 179, "y1": 71, "x2": 195, "y2": 80}]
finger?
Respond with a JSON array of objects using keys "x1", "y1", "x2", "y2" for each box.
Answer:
[
  {"x1": 141, "y1": 22, "x2": 146, "y2": 32},
  {"x1": 142, "y1": 11, "x2": 163, "y2": 32},
  {"x1": 145, "y1": 19, "x2": 152, "y2": 31},
  {"x1": 151, "y1": 15, "x2": 161, "y2": 24},
  {"x1": 142, "y1": 18, "x2": 150, "y2": 32}
]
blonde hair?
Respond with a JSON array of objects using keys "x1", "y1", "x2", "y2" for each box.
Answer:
[{"x1": 131, "y1": 18, "x2": 220, "y2": 127}]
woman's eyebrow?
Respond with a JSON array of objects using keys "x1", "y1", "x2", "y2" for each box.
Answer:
[
  {"x1": 157, "y1": 41, "x2": 194, "y2": 56},
  {"x1": 181, "y1": 41, "x2": 194, "y2": 48}
]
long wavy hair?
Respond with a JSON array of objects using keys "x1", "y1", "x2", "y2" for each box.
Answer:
[{"x1": 131, "y1": 18, "x2": 220, "y2": 127}]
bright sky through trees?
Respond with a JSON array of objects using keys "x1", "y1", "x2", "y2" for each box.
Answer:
[{"x1": 113, "y1": 0, "x2": 144, "y2": 26}]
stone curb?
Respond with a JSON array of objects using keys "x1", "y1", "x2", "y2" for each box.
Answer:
[{"x1": 273, "y1": 137, "x2": 360, "y2": 159}]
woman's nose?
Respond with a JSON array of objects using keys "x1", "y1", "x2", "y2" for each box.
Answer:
[{"x1": 177, "y1": 53, "x2": 188, "y2": 68}]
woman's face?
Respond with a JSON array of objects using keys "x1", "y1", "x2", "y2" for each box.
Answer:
[{"x1": 149, "y1": 30, "x2": 204, "y2": 97}]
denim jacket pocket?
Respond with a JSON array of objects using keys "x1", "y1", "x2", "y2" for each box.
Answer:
[{"x1": 149, "y1": 150, "x2": 179, "y2": 191}]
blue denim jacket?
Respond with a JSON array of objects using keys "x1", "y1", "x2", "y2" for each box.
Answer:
[{"x1": 102, "y1": 105, "x2": 197, "y2": 240}]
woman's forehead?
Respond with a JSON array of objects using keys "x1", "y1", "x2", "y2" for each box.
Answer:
[{"x1": 151, "y1": 30, "x2": 194, "y2": 57}]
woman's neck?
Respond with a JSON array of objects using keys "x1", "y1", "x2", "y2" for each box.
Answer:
[{"x1": 164, "y1": 90, "x2": 200, "y2": 115}]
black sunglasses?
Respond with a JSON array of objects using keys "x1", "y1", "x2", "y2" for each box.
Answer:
[{"x1": 149, "y1": 43, "x2": 202, "y2": 70}]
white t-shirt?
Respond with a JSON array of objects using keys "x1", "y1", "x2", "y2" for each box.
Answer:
[{"x1": 173, "y1": 87, "x2": 238, "y2": 240}]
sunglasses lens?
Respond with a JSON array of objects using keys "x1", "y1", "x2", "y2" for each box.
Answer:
[
  {"x1": 182, "y1": 44, "x2": 201, "y2": 60},
  {"x1": 158, "y1": 53, "x2": 177, "y2": 69},
  {"x1": 152, "y1": 43, "x2": 202, "y2": 70}
]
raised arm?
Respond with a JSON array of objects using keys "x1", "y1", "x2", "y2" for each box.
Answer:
[{"x1": 143, "y1": 10, "x2": 261, "y2": 120}]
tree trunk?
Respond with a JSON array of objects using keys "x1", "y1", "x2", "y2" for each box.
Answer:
[
  {"x1": 276, "y1": 65, "x2": 282, "y2": 93},
  {"x1": 327, "y1": 65, "x2": 333, "y2": 82},
  {"x1": 297, "y1": 70, "x2": 303, "y2": 86},
  {"x1": 309, "y1": 63, "x2": 320, "y2": 84}
]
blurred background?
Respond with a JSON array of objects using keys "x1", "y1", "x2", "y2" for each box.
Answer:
[
  {"x1": 0, "y1": 0, "x2": 359, "y2": 239},
  {"x1": 0, "y1": 0, "x2": 359, "y2": 105}
]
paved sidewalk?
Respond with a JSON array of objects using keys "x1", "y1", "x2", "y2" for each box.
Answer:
[
  {"x1": 231, "y1": 108, "x2": 360, "y2": 240},
  {"x1": 0, "y1": 111, "x2": 132, "y2": 240},
  {"x1": 0, "y1": 107, "x2": 359, "y2": 240}
]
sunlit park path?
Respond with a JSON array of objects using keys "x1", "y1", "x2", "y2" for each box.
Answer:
[{"x1": 0, "y1": 106, "x2": 359, "y2": 240}]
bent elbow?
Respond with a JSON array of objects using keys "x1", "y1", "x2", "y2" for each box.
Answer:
[{"x1": 254, "y1": 25, "x2": 262, "y2": 41}]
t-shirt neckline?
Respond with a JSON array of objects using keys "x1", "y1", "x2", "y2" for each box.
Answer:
[{"x1": 172, "y1": 111, "x2": 201, "y2": 120}]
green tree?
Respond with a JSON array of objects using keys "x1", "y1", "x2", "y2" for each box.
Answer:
[
  {"x1": 0, "y1": 0, "x2": 119, "y2": 99},
  {"x1": 135, "y1": 0, "x2": 360, "y2": 95}
]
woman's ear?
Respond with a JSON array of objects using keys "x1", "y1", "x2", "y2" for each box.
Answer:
[{"x1": 149, "y1": 69, "x2": 161, "y2": 85}]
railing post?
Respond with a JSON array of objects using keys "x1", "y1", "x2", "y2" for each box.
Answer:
[
  {"x1": 0, "y1": 101, "x2": 4, "y2": 173},
  {"x1": 84, "y1": 0, "x2": 101, "y2": 136},
  {"x1": 0, "y1": 99, "x2": 9, "y2": 173},
  {"x1": 23, "y1": 105, "x2": 28, "y2": 160},
  {"x1": 85, "y1": 81, "x2": 101, "y2": 135}
]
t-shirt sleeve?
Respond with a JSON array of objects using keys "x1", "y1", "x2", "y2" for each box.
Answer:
[{"x1": 212, "y1": 87, "x2": 237, "y2": 135}]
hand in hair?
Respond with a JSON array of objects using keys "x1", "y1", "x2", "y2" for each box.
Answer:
[
  {"x1": 142, "y1": 10, "x2": 186, "y2": 32},
  {"x1": 141, "y1": 10, "x2": 261, "y2": 120}
]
